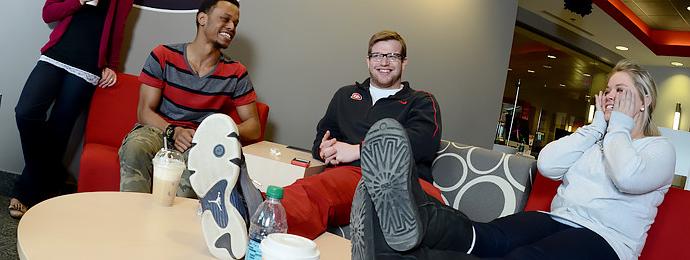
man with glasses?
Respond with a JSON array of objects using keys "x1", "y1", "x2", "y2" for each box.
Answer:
[{"x1": 278, "y1": 30, "x2": 444, "y2": 240}]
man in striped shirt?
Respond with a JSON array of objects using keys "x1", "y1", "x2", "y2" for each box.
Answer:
[{"x1": 118, "y1": 0, "x2": 260, "y2": 198}]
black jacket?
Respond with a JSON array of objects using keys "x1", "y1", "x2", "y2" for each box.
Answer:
[{"x1": 312, "y1": 78, "x2": 442, "y2": 182}]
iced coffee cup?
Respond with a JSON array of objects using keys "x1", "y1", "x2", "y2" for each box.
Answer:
[{"x1": 152, "y1": 148, "x2": 186, "y2": 206}]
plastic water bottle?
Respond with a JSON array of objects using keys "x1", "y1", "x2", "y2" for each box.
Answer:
[{"x1": 245, "y1": 185, "x2": 288, "y2": 260}]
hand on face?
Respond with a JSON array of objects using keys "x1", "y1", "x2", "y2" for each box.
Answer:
[{"x1": 613, "y1": 88, "x2": 639, "y2": 118}]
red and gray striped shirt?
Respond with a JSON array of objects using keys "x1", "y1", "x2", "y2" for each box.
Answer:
[{"x1": 139, "y1": 43, "x2": 256, "y2": 129}]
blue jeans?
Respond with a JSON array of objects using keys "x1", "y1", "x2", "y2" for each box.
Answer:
[{"x1": 13, "y1": 61, "x2": 96, "y2": 206}]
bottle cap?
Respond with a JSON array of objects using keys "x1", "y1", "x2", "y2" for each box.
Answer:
[{"x1": 266, "y1": 185, "x2": 284, "y2": 199}]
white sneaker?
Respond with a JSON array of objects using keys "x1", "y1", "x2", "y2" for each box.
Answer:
[{"x1": 188, "y1": 113, "x2": 248, "y2": 259}]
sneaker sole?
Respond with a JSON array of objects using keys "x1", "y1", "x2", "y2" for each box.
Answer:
[
  {"x1": 360, "y1": 118, "x2": 421, "y2": 252},
  {"x1": 350, "y1": 180, "x2": 375, "y2": 260},
  {"x1": 188, "y1": 113, "x2": 247, "y2": 259}
]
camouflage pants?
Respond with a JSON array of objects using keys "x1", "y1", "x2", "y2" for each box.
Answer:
[{"x1": 119, "y1": 124, "x2": 196, "y2": 198}]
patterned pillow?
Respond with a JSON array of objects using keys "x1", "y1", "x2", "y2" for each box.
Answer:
[{"x1": 432, "y1": 141, "x2": 537, "y2": 222}]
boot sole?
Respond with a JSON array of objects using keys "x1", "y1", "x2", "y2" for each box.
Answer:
[
  {"x1": 350, "y1": 180, "x2": 375, "y2": 260},
  {"x1": 360, "y1": 118, "x2": 421, "y2": 252},
  {"x1": 188, "y1": 113, "x2": 247, "y2": 259}
]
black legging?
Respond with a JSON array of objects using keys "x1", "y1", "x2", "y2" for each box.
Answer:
[
  {"x1": 471, "y1": 211, "x2": 618, "y2": 259},
  {"x1": 385, "y1": 199, "x2": 619, "y2": 259},
  {"x1": 13, "y1": 61, "x2": 96, "y2": 206}
]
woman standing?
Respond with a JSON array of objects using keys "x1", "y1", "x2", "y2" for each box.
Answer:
[{"x1": 9, "y1": 0, "x2": 133, "y2": 218}]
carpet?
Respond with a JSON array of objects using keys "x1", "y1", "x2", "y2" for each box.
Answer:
[{"x1": 0, "y1": 195, "x2": 19, "y2": 260}]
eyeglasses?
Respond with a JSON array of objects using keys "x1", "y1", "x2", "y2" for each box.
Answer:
[{"x1": 368, "y1": 52, "x2": 404, "y2": 63}]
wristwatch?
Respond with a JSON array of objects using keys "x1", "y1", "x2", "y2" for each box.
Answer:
[{"x1": 164, "y1": 124, "x2": 176, "y2": 144}]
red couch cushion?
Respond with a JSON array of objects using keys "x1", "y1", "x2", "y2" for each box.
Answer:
[
  {"x1": 83, "y1": 73, "x2": 140, "y2": 148},
  {"x1": 524, "y1": 173, "x2": 560, "y2": 211},
  {"x1": 78, "y1": 143, "x2": 121, "y2": 192},
  {"x1": 525, "y1": 173, "x2": 690, "y2": 259},
  {"x1": 639, "y1": 187, "x2": 690, "y2": 259}
]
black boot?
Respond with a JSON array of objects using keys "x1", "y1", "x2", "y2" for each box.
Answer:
[
  {"x1": 360, "y1": 118, "x2": 475, "y2": 254},
  {"x1": 351, "y1": 179, "x2": 479, "y2": 260},
  {"x1": 360, "y1": 118, "x2": 424, "y2": 251}
]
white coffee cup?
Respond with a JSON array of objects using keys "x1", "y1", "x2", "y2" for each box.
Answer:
[
  {"x1": 260, "y1": 233, "x2": 320, "y2": 260},
  {"x1": 85, "y1": 0, "x2": 98, "y2": 6},
  {"x1": 152, "y1": 148, "x2": 186, "y2": 206}
]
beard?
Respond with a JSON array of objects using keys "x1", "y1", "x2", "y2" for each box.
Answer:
[{"x1": 369, "y1": 70, "x2": 401, "y2": 88}]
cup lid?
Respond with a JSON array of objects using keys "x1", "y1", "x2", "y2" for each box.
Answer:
[
  {"x1": 260, "y1": 233, "x2": 319, "y2": 259},
  {"x1": 153, "y1": 148, "x2": 184, "y2": 162},
  {"x1": 152, "y1": 148, "x2": 185, "y2": 166}
]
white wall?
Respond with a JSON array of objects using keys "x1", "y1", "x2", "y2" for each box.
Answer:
[
  {"x1": 0, "y1": 2, "x2": 53, "y2": 174},
  {"x1": 0, "y1": 0, "x2": 518, "y2": 175},
  {"x1": 648, "y1": 66, "x2": 690, "y2": 132}
]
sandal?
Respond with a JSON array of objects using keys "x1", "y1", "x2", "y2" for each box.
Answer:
[{"x1": 8, "y1": 198, "x2": 28, "y2": 219}]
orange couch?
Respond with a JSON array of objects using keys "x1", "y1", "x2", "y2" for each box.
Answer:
[{"x1": 77, "y1": 73, "x2": 269, "y2": 192}]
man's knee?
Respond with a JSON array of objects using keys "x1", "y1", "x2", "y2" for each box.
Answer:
[
  {"x1": 119, "y1": 126, "x2": 163, "y2": 192},
  {"x1": 119, "y1": 126, "x2": 163, "y2": 163}
]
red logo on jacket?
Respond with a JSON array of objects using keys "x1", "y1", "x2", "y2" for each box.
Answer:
[{"x1": 351, "y1": 92, "x2": 363, "y2": 101}]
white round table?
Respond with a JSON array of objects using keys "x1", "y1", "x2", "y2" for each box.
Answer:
[
  {"x1": 16, "y1": 192, "x2": 351, "y2": 260},
  {"x1": 17, "y1": 192, "x2": 214, "y2": 260}
]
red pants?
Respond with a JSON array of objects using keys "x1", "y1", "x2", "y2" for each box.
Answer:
[{"x1": 282, "y1": 166, "x2": 443, "y2": 239}]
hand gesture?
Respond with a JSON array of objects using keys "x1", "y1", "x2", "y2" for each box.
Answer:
[
  {"x1": 173, "y1": 127, "x2": 196, "y2": 152},
  {"x1": 323, "y1": 142, "x2": 360, "y2": 165},
  {"x1": 613, "y1": 88, "x2": 637, "y2": 118},
  {"x1": 319, "y1": 130, "x2": 337, "y2": 159},
  {"x1": 98, "y1": 67, "x2": 117, "y2": 88}
]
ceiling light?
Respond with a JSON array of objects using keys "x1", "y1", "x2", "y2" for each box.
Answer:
[
  {"x1": 615, "y1": 46, "x2": 629, "y2": 51},
  {"x1": 527, "y1": 69, "x2": 535, "y2": 73},
  {"x1": 686, "y1": 6, "x2": 690, "y2": 11},
  {"x1": 559, "y1": 84, "x2": 566, "y2": 87},
  {"x1": 671, "y1": 61, "x2": 684, "y2": 67},
  {"x1": 547, "y1": 55, "x2": 557, "y2": 59},
  {"x1": 508, "y1": 68, "x2": 512, "y2": 71},
  {"x1": 583, "y1": 73, "x2": 591, "y2": 77},
  {"x1": 543, "y1": 65, "x2": 552, "y2": 69}
]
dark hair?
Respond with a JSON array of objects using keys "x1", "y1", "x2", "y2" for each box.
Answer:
[
  {"x1": 196, "y1": 0, "x2": 240, "y2": 27},
  {"x1": 368, "y1": 30, "x2": 407, "y2": 58}
]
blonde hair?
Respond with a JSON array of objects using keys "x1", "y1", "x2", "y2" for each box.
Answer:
[{"x1": 608, "y1": 59, "x2": 660, "y2": 136}]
